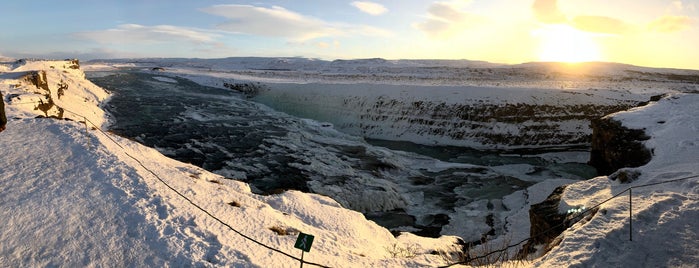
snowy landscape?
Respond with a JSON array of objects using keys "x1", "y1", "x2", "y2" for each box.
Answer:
[{"x1": 1, "y1": 58, "x2": 698, "y2": 267}]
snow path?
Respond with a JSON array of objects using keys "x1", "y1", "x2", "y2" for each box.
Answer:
[{"x1": 0, "y1": 119, "x2": 199, "y2": 266}]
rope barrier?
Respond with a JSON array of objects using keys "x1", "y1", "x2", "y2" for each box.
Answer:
[
  {"x1": 32, "y1": 101, "x2": 696, "y2": 268},
  {"x1": 439, "y1": 174, "x2": 699, "y2": 267},
  {"x1": 7, "y1": 100, "x2": 42, "y2": 105},
  {"x1": 57, "y1": 107, "x2": 331, "y2": 268}
]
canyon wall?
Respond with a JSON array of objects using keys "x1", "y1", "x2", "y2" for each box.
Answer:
[{"x1": 253, "y1": 83, "x2": 647, "y2": 149}]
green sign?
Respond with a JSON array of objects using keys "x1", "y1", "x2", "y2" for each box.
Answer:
[{"x1": 294, "y1": 232, "x2": 315, "y2": 252}]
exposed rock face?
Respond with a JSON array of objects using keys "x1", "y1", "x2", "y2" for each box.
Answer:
[
  {"x1": 66, "y1": 59, "x2": 80, "y2": 70},
  {"x1": 523, "y1": 97, "x2": 656, "y2": 257},
  {"x1": 23, "y1": 70, "x2": 50, "y2": 92},
  {"x1": 341, "y1": 100, "x2": 637, "y2": 148},
  {"x1": 20, "y1": 70, "x2": 64, "y2": 118},
  {"x1": 519, "y1": 185, "x2": 567, "y2": 255},
  {"x1": 253, "y1": 83, "x2": 643, "y2": 149},
  {"x1": 518, "y1": 185, "x2": 597, "y2": 257},
  {"x1": 588, "y1": 117, "x2": 652, "y2": 175}
]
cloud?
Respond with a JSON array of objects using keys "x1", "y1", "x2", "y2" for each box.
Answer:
[
  {"x1": 672, "y1": 1, "x2": 696, "y2": 11},
  {"x1": 532, "y1": 0, "x2": 566, "y2": 24},
  {"x1": 414, "y1": 1, "x2": 482, "y2": 38},
  {"x1": 317, "y1": 40, "x2": 340, "y2": 49},
  {"x1": 75, "y1": 24, "x2": 221, "y2": 44},
  {"x1": 648, "y1": 15, "x2": 694, "y2": 32},
  {"x1": 200, "y1": 5, "x2": 336, "y2": 41},
  {"x1": 5, "y1": 47, "x2": 141, "y2": 61},
  {"x1": 532, "y1": 0, "x2": 696, "y2": 35},
  {"x1": 532, "y1": 0, "x2": 632, "y2": 34},
  {"x1": 200, "y1": 4, "x2": 391, "y2": 41},
  {"x1": 571, "y1": 16, "x2": 631, "y2": 34},
  {"x1": 351, "y1": 1, "x2": 388, "y2": 16}
]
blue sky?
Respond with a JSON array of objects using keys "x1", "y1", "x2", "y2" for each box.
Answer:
[{"x1": 1, "y1": 0, "x2": 698, "y2": 69}]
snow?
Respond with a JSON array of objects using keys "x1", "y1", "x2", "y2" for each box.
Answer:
[
  {"x1": 532, "y1": 93, "x2": 699, "y2": 266},
  {"x1": 1, "y1": 60, "x2": 456, "y2": 267},
  {"x1": 2, "y1": 59, "x2": 697, "y2": 267}
]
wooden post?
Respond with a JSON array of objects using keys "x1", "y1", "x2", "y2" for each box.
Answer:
[{"x1": 629, "y1": 188, "x2": 633, "y2": 241}]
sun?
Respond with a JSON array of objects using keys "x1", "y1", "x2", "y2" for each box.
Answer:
[{"x1": 535, "y1": 25, "x2": 603, "y2": 63}]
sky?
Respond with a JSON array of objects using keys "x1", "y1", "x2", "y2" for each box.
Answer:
[{"x1": 1, "y1": 0, "x2": 698, "y2": 70}]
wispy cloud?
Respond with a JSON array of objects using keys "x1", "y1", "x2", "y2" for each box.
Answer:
[
  {"x1": 200, "y1": 5, "x2": 336, "y2": 40},
  {"x1": 647, "y1": 15, "x2": 694, "y2": 32},
  {"x1": 6, "y1": 47, "x2": 142, "y2": 60},
  {"x1": 75, "y1": 24, "x2": 221, "y2": 44},
  {"x1": 672, "y1": 1, "x2": 697, "y2": 12},
  {"x1": 351, "y1": 1, "x2": 388, "y2": 16},
  {"x1": 532, "y1": 0, "x2": 566, "y2": 24},
  {"x1": 200, "y1": 4, "x2": 391, "y2": 41},
  {"x1": 317, "y1": 40, "x2": 340, "y2": 49},
  {"x1": 414, "y1": 1, "x2": 483, "y2": 38},
  {"x1": 571, "y1": 16, "x2": 631, "y2": 34},
  {"x1": 72, "y1": 24, "x2": 232, "y2": 58},
  {"x1": 532, "y1": 0, "x2": 695, "y2": 35}
]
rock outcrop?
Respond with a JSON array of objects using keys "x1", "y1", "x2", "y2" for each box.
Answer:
[
  {"x1": 517, "y1": 185, "x2": 568, "y2": 258},
  {"x1": 588, "y1": 117, "x2": 652, "y2": 175},
  {"x1": 523, "y1": 96, "x2": 658, "y2": 258},
  {"x1": 19, "y1": 70, "x2": 65, "y2": 119},
  {"x1": 23, "y1": 70, "x2": 50, "y2": 92},
  {"x1": 518, "y1": 185, "x2": 598, "y2": 258}
]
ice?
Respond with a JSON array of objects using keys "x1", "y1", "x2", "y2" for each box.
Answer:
[{"x1": 152, "y1": 76, "x2": 178, "y2": 83}]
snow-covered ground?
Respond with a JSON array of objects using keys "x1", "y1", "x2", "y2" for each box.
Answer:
[
  {"x1": 1, "y1": 59, "x2": 463, "y2": 267},
  {"x1": 2, "y1": 58, "x2": 697, "y2": 267},
  {"x1": 532, "y1": 93, "x2": 699, "y2": 267}
]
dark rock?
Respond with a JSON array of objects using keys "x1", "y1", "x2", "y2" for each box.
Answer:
[
  {"x1": 608, "y1": 168, "x2": 642, "y2": 183},
  {"x1": 637, "y1": 93, "x2": 669, "y2": 107},
  {"x1": 524, "y1": 185, "x2": 568, "y2": 248},
  {"x1": 66, "y1": 59, "x2": 80, "y2": 69},
  {"x1": 412, "y1": 213, "x2": 451, "y2": 238},
  {"x1": 23, "y1": 71, "x2": 50, "y2": 91},
  {"x1": 518, "y1": 185, "x2": 599, "y2": 258},
  {"x1": 222, "y1": 81, "x2": 268, "y2": 97},
  {"x1": 588, "y1": 117, "x2": 652, "y2": 175}
]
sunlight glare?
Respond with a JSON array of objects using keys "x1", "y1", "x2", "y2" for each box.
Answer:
[{"x1": 535, "y1": 25, "x2": 603, "y2": 63}]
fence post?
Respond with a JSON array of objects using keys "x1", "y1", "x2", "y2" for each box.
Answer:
[
  {"x1": 629, "y1": 188, "x2": 632, "y2": 241},
  {"x1": 299, "y1": 251, "x2": 304, "y2": 268}
]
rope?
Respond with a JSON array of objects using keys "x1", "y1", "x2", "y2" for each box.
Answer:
[
  {"x1": 438, "y1": 174, "x2": 699, "y2": 267},
  {"x1": 7, "y1": 101, "x2": 42, "y2": 105},
  {"x1": 58, "y1": 107, "x2": 330, "y2": 268},
  {"x1": 43, "y1": 103, "x2": 698, "y2": 268}
]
